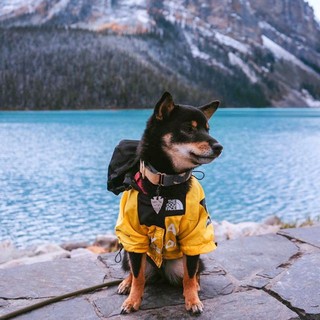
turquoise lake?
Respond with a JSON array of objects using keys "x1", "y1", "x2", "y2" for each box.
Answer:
[{"x1": 1, "y1": 109, "x2": 320, "y2": 247}]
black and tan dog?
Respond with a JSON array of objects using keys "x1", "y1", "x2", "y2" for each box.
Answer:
[{"x1": 115, "y1": 92, "x2": 222, "y2": 314}]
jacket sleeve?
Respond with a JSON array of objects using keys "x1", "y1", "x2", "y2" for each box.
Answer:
[
  {"x1": 115, "y1": 190, "x2": 150, "y2": 253},
  {"x1": 178, "y1": 179, "x2": 216, "y2": 256}
]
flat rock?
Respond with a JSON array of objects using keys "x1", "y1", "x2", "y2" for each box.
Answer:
[
  {"x1": 110, "y1": 289, "x2": 298, "y2": 320},
  {"x1": 0, "y1": 258, "x2": 107, "y2": 299},
  {"x1": 8, "y1": 297, "x2": 100, "y2": 320},
  {"x1": 97, "y1": 252, "x2": 129, "y2": 280},
  {"x1": 0, "y1": 251, "x2": 71, "y2": 269},
  {"x1": 270, "y1": 252, "x2": 320, "y2": 317},
  {"x1": 61, "y1": 241, "x2": 90, "y2": 251},
  {"x1": 94, "y1": 272, "x2": 234, "y2": 317},
  {"x1": 93, "y1": 289, "x2": 127, "y2": 318},
  {"x1": 278, "y1": 226, "x2": 320, "y2": 248},
  {"x1": 0, "y1": 298, "x2": 9, "y2": 308},
  {"x1": 209, "y1": 234, "x2": 298, "y2": 282},
  {"x1": 70, "y1": 248, "x2": 96, "y2": 259},
  {"x1": 0, "y1": 299, "x2": 47, "y2": 318},
  {"x1": 214, "y1": 220, "x2": 280, "y2": 242}
]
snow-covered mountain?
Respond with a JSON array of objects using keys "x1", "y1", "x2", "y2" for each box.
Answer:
[{"x1": 1, "y1": 0, "x2": 320, "y2": 108}]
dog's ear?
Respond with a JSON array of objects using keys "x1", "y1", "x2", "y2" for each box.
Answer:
[
  {"x1": 199, "y1": 101, "x2": 220, "y2": 120},
  {"x1": 154, "y1": 92, "x2": 175, "y2": 120}
]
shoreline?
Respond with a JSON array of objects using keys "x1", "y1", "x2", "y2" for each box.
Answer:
[
  {"x1": 1, "y1": 216, "x2": 319, "y2": 270},
  {"x1": 1, "y1": 225, "x2": 319, "y2": 319},
  {"x1": 1, "y1": 106, "x2": 319, "y2": 112}
]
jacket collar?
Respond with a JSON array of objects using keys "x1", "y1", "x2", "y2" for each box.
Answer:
[{"x1": 139, "y1": 160, "x2": 192, "y2": 187}]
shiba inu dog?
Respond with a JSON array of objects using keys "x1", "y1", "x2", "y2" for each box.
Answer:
[{"x1": 114, "y1": 92, "x2": 222, "y2": 314}]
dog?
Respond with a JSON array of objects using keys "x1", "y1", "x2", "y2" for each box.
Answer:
[{"x1": 115, "y1": 92, "x2": 222, "y2": 314}]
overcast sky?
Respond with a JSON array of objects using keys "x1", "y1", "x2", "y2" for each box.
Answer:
[{"x1": 307, "y1": 0, "x2": 320, "y2": 20}]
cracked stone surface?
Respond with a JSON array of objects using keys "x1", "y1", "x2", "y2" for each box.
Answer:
[
  {"x1": 278, "y1": 226, "x2": 320, "y2": 248},
  {"x1": 93, "y1": 273, "x2": 235, "y2": 317},
  {"x1": 0, "y1": 299, "x2": 47, "y2": 318},
  {"x1": 269, "y1": 252, "x2": 320, "y2": 318},
  {"x1": 11, "y1": 298, "x2": 100, "y2": 320},
  {"x1": 0, "y1": 299, "x2": 9, "y2": 308},
  {"x1": 102, "y1": 290, "x2": 299, "y2": 320},
  {"x1": 0, "y1": 258, "x2": 108, "y2": 299},
  {"x1": 208, "y1": 233, "x2": 299, "y2": 282},
  {"x1": 0, "y1": 227, "x2": 319, "y2": 319},
  {"x1": 98, "y1": 252, "x2": 128, "y2": 280}
]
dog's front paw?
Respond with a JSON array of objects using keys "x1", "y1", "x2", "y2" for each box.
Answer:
[
  {"x1": 117, "y1": 277, "x2": 132, "y2": 295},
  {"x1": 120, "y1": 297, "x2": 142, "y2": 314},
  {"x1": 185, "y1": 298, "x2": 204, "y2": 315}
]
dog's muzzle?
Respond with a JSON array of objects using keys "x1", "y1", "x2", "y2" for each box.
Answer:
[{"x1": 210, "y1": 142, "x2": 223, "y2": 157}]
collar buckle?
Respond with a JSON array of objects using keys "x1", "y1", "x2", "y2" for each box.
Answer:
[{"x1": 158, "y1": 173, "x2": 165, "y2": 186}]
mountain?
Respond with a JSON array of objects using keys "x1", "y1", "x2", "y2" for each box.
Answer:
[{"x1": 0, "y1": 0, "x2": 320, "y2": 109}]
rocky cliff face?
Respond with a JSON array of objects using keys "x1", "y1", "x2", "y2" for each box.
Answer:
[{"x1": 0, "y1": 0, "x2": 319, "y2": 107}]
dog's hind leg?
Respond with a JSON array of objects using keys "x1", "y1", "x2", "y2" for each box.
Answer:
[
  {"x1": 183, "y1": 254, "x2": 203, "y2": 314},
  {"x1": 120, "y1": 252, "x2": 146, "y2": 314}
]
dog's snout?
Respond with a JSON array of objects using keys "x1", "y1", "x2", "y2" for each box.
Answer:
[{"x1": 210, "y1": 141, "x2": 223, "y2": 155}]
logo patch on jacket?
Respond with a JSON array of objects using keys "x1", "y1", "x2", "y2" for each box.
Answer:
[
  {"x1": 165, "y1": 199, "x2": 184, "y2": 211},
  {"x1": 151, "y1": 196, "x2": 164, "y2": 214},
  {"x1": 138, "y1": 193, "x2": 186, "y2": 228}
]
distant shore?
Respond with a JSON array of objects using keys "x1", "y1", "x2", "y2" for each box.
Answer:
[{"x1": 1, "y1": 106, "x2": 319, "y2": 111}]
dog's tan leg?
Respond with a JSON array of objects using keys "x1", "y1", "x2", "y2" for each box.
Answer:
[
  {"x1": 196, "y1": 273, "x2": 201, "y2": 291},
  {"x1": 117, "y1": 273, "x2": 132, "y2": 295},
  {"x1": 121, "y1": 253, "x2": 146, "y2": 314},
  {"x1": 183, "y1": 255, "x2": 203, "y2": 314}
]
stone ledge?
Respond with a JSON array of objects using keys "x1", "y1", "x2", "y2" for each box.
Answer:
[{"x1": 0, "y1": 226, "x2": 319, "y2": 319}]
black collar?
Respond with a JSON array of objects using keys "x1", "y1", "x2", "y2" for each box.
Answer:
[{"x1": 140, "y1": 160, "x2": 192, "y2": 186}]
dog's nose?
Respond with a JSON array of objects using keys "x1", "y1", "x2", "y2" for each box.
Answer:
[{"x1": 211, "y1": 142, "x2": 223, "y2": 155}]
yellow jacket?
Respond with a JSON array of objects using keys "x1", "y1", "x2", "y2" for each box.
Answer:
[{"x1": 115, "y1": 176, "x2": 216, "y2": 267}]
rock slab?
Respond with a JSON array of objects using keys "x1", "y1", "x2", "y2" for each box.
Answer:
[
  {"x1": 1, "y1": 228, "x2": 320, "y2": 319},
  {"x1": 0, "y1": 258, "x2": 107, "y2": 299},
  {"x1": 278, "y1": 226, "x2": 320, "y2": 248},
  {"x1": 270, "y1": 252, "x2": 320, "y2": 318},
  {"x1": 12, "y1": 298, "x2": 100, "y2": 320},
  {"x1": 209, "y1": 233, "x2": 299, "y2": 281},
  {"x1": 104, "y1": 290, "x2": 298, "y2": 320}
]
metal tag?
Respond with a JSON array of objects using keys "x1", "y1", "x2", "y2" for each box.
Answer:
[{"x1": 151, "y1": 196, "x2": 164, "y2": 214}]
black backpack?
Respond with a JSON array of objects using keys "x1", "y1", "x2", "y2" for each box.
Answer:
[{"x1": 107, "y1": 140, "x2": 140, "y2": 195}]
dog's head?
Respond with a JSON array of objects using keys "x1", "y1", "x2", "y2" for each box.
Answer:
[{"x1": 140, "y1": 92, "x2": 223, "y2": 174}]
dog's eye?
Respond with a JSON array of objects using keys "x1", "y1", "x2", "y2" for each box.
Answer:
[{"x1": 182, "y1": 123, "x2": 196, "y2": 134}]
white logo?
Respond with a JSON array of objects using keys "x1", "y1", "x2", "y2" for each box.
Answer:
[
  {"x1": 151, "y1": 196, "x2": 164, "y2": 214},
  {"x1": 165, "y1": 199, "x2": 184, "y2": 211},
  {"x1": 165, "y1": 240, "x2": 176, "y2": 249},
  {"x1": 167, "y1": 223, "x2": 177, "y2": 235}
]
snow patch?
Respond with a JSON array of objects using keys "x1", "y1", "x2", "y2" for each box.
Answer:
[
  {"x1": 259, "y1": 21, "x2": 292, "y2": 43},
  {"x1": 262, "y1": 35, "x2": 316, "y2": 74},
  {"x1": 184, "y1": 32, "x2": 210, "y2": 60},
  {"x1": 45, "y1": 0, "x2": 71, "y2": 22},
  {"x1": 184, "y1": 32, "x2": 232, "y2": 73},
  {"x1": 163, "y1": 0, "x2": 191, "y2": 28},
  {"x1": 228, "y1": 52, "x2": 258, "y2": 83},
  {"x1": 302, "y1": 89, "x2": 320, "y2": 107},
  {"x1": 0, "y1": 0, "x2": 43, "y2": 18},
  {"x1": 215, "y1": 32, "x2": 250, "y2": 54}
]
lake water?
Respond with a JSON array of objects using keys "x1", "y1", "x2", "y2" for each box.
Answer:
[{"x1": 1, "y1": 109, "x2": 320, "y2": 248}]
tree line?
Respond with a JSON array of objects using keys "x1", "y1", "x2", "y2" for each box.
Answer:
[{"x1": 0, "y1": 26, "x2": 272, "y2": 110}]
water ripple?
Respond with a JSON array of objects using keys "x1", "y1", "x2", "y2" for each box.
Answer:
[{"x1": 1, "y1": 109, "x2": 320, "y2": 247}]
